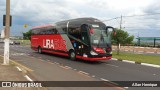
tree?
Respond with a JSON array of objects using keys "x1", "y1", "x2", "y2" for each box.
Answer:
[
  {"x1": 23, "y1": 30, "x2": 31, "y2": 40},
  {"x1": 111, "y1": 28, "x2": 134, "y2": 54}
]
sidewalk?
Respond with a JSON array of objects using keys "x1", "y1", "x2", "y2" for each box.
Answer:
[{"x1": 0, "y1": 57, "x2": 47, "y2": 90}]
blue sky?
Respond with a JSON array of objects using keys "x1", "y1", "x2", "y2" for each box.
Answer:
[{"x1": 0, "y1": 0, "x2": 160, "y2": 38}]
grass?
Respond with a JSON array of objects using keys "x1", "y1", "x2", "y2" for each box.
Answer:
[
  {"x1": 112, "y1": 52, "x2": 160, "y2": 65},
  {"x1": 16, "y1": 40, "x2": 30, "y2": 45}
]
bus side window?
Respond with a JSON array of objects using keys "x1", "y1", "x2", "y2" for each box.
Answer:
[
  {"x1": 31, "y1": 30, "x2": 35, "y2": 35},
  {"x1": 63, "y1": 28, "x2": 67, "y2": 33},
  {"x1": 41, "y1": 30, "x2": 46, "y2": 35},
  {"x1": 68, "y1": 27, "x2": 81, "y2": 39},
  {"x1": 54, "y1": 29, "x2": 58, "y2": 34},
  {"x1": 32, "y1": 29, "x2": 39, "y2": 35},
  {"x1": 35, "y1": 29, "x2": 40, "y2": 35}
]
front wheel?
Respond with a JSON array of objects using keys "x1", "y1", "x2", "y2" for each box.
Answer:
[{"x1": 69, "y1": 50, "x2": 76, "y2": 61}]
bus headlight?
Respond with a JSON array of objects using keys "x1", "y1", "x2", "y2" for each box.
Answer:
[{"x1": 90, "y1": 51, "x2": 98, "y2": 55}]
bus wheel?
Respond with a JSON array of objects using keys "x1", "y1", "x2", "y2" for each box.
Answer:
[
  {"x1": 38, "y1": 46, "x2": 42, "y2": 54},
  {"x1": 69, "y1": 50, "x2": 76, "y2": 61}
]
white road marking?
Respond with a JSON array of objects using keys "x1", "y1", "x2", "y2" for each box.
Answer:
[
  {"x1": 54, "y1": 62, "x2": 60, "y2": 65},
  {"x1": 16, "y1": 66, "x2": 22, "y2": 72},
  {"x1": 24, "y1": 75, "x2": 33, "y2": 82},
  {"x1": 11, "y1": 53, "x2": 26, "y2": 56},
  {"x1": 123, "y1": 60, "x2": 135, "y2": 64},
  {"x1": 153, "y1": 74, "x2": 156, "y2": 76},
  {"x1": 124, "y1": 87, "x2": 129, "y2": 89},
  {"x1": 59, "y1": 65, "x2": 72, "y2": 69},
  {"x1": 141, "y1": 63, "x2": 160, "y2": 68},
  {"x1": 91, "y1": 75, "x2": 96, "y2": 78},
  {"x1": 48, "y1": 62, "x2": 54, "y2": 64},
  {"x1": 111, "y1": 58, "x2": 118, "y2": 60},
  {"x1": 106, "y1": 64, "x2": 119, "y2": 67},
  {"x1": 78, "y1": 71, "x2": 89, "y2": 75},
  {"x1": 64, "y1": 66, "x2": 72, "y2": 69},
  {"x1": 100, "y1": 78, "x2": 109, "y2": 81}
]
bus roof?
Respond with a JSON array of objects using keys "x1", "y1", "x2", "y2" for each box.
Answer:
[
  {"x1": 55, "y1": 17, "x2": 104, "y2": 25},
  {"x1": 32, "y1": 24, "x2": 54, "y2": 30}
]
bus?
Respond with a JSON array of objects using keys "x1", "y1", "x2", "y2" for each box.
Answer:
[{"x1": 31, "y1": 18, "x2": 115, "y2": 61}]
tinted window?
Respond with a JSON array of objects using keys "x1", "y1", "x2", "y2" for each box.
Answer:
[
  {"x1": 68, "y1": 27, "x2": 81, "y2": 39},
  {"x1": 31, "y1": 27, "x2": 57, "y2": 35}
]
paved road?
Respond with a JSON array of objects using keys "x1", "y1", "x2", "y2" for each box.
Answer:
[{"x1": 0, "y1": 44, "x2": 160, "y2": 90}]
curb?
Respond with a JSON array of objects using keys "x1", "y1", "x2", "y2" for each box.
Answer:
[
  {"x1": 111, "y1": 58, "x2": 160, "y2": 68},
  {"x1": 10, "y1": 60, "x2": 33, "y2": 73},
  {"x1": 0, "y1": 55, "x2": 33, "y2": 73}
]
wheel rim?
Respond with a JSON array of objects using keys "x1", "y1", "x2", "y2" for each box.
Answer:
[
  {"x1": 70, "y1": 51, "x2": 75, "y2": 60},
  {"x1": 71, "y1": 52, "x2": 75, "y2": 58}
]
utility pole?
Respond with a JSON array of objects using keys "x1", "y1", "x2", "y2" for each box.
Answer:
[
  {"x1": 120, "y1": 15, "x2": 122, "y2": 30},
  {"x1": 117, "y1": 15, "x2": 123, "y2": 55},
  {"x1": 3, "y1": 0, "x2": 10, "y2": 65}
]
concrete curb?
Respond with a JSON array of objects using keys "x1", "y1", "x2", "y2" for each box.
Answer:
[
  {"x1": 111, "y1": 58, "x2": 160, "y2": 68},
  {"x1": 0, "y1": 55, "x2": 33, "y2": 73},
  {"x1": 10, "y1": 60, "x2": 33, "y2": 72}
]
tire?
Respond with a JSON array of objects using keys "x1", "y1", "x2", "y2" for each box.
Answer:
[
  {"x1": 38, "y1": 46, "x2": 42, "y2": 54},
  {"x1": 69, "y1": 50, "x2": 76, "y2": 61}
]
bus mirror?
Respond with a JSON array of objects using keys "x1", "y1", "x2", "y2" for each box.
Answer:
[
  {"x1": 106, "y1": 27, "x2": 116, "y2": 37},
  {"x1": 113, "y1": 31, "x2": 116, "y2": 37},
  {"x1": 112, "y1": 28, "x2": 116, "y2": 37}
]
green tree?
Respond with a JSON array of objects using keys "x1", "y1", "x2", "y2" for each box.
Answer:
[
  {"x1": 111, "y1": 28, "x2": 134, "y2": 54},
  {"x1": 23, "y1": 30, "x2": 31, "y2": 40}
]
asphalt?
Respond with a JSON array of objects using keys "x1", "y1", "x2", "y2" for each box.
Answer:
[
  {"x1": 0, "y1": 44, "x2": 122, "y2": 90},
  {"x1": 0, "y1": 44, "x2": 160, "y2": 90}
]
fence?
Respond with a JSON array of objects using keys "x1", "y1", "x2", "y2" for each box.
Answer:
[{"x1": 112, "y1": 45, "x2": 160, "y2": 54}]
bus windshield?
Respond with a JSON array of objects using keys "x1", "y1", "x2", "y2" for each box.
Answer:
[{"x1": 90, "y1": 28, "x2": 111, "y2": 47}]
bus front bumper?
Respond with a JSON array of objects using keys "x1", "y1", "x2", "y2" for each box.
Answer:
[{"x1": 76, "y1": 55, "x2": 112, "y2": 61}]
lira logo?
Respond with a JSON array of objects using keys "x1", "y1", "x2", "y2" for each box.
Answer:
[
  {"x1": 43, "y1": 39, "x2": 54, "y2": 49},
  {"x1": 43, "y1": 39, "x2": 67, "y2": 51}
]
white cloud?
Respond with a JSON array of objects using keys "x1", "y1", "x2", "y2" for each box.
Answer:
[
  {"x1": 11, "y1": 0, "x2": 82, "y2": 25},
  {"x1": 0, "y1": 0, "x2": 160, "y2": 37}
]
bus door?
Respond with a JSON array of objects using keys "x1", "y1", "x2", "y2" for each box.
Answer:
[{"x1": 80, "y1": 24, "x2": 90, "y2": 57}]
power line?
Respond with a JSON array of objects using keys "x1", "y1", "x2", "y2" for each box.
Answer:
[
  {"x1": 102, "y1": 12, "x2": 160, "y2": 22},
  {"x1": 101, "y1": 17, "x2": 120, "y2": 22},
  {"x1": 123, "y1": 13, "x2": 160, "y2": 18}
]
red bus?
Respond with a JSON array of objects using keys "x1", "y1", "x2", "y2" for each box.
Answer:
[{"x1": 31, "y1": 18, "x2": 115, "y2": 61}]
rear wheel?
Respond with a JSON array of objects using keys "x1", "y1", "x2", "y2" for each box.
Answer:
[
  {"x1": 69, "y1": 50, "x2": 76, "y2": 61},
  {"x1": 38, "y1": 46, "x2": 42, "y2": 54}
]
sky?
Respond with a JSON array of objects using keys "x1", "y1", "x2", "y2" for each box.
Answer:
[{"x1": 0, "y1": 0, "x2": 160, "y2": 38}]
